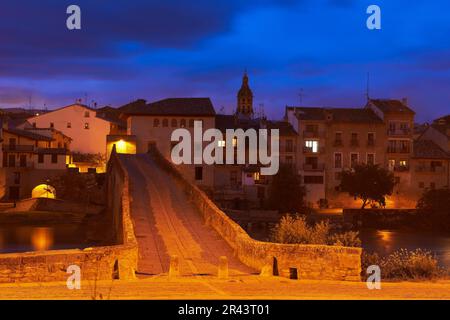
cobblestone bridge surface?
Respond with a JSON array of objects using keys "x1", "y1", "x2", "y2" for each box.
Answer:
[{"x1": 120, "y1": 154, "x2": 255, "y2": 277}]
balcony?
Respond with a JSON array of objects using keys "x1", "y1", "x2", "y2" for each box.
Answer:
[
  {"x1": 303, "y1": 146, "x2": 324, "y2": 154},
  {"x1": 387, "y1": 147, "x2": 411, "y2": 154},
  {"x1": 394, "y1": 165, "x2": 410, "y2": 172},
  {"x1": 2, "y1": 145, "x2": 35, "y2": 152},
  {"x1": 388, "y1": 128, "x2": 411, "y2": 137},
  {"x1": 303, "y1": 163, "x2": 325, "y2": 172},
  {"x1": 415, "y1": 166, "x2": 445, "y2": 173}
]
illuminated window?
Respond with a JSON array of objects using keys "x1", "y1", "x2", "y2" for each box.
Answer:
[
  {"x1": 388, "y1": 159, "x2": 395, "y2": 171},
  {"x1": 84, "y1": 123, "x2": 89, "y2": 129},
  {"x1": 232, "y1": 137, "x2": 238, "y2": 147},
  {"x1": 218, "y1": 140, "x2": 226, "y2": 147},
  {"x1": 253, "y1": 172, "x2": 260, "y2": 181},
  {"x1": 399, "y1": 160, "x2": 407, "y2": 167},
  {"x1": 305, "y1": 140, "x2": 318, "y2": 153}
]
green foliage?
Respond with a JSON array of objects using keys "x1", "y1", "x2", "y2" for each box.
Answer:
[
  {"x1": 267, "y1": 165, "x2": 305, "y2": 213},
  {"x1": 271, "y1": 214, "x2": 361, "y2": 247},
  {"x1": 340, "y1": 164, "x2": 396, "y2": 209},
  {"x1": 362, "y1": 249, "x2": 445, "y2": 280}
]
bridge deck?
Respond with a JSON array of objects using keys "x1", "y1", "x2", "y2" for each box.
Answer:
[{"x1": 120, "y1": 154, "x2": 255, "y2": 277}]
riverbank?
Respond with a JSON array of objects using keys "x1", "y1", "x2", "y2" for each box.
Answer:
[{"x1": 0, "y1": 276, "x2": 449, "y2": 299}]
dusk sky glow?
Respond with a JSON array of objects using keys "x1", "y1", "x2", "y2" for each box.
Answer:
[{"x1": 0, "y1": 0, "x2": 449, "y2": 122}]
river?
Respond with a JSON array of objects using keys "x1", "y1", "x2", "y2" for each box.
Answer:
[{"x1": 359, "y1": 229, "x2": 450, "y2": 268}]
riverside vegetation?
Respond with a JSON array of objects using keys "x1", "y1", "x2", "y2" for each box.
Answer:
[{"x1": 271, "y1": 214, "x2": 447, "y2": 280}]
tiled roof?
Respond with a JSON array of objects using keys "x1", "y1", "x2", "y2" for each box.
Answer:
[
  {"x1": 368, "y1": 99, "x2": 415, "y2": 114},
  {"x1": 123, "y1": 98, "x2": 216, "y2": 116},
  {"x1": 288, "y1": 106, "x2": 382, "y2": 123},
  {"x1": 215, "y1": 115, "x2": 297, "y2": 136},
  {"x1": 413, "y1": 140, "x2": 450, "y2": 159},
  {"x1": 4, "y1": 128, "x2": 53, "y2": 141}
]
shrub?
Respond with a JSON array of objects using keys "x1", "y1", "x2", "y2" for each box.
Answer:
[
  {"x1": 362, "y1": 249, "x2": 444, "y2": 280},
  {"x1": 271, "y1": 214, "x2": 361, "y2": 247},
  {"x1": 329, "y1": 231, "x2": 362, "y2": 247}
]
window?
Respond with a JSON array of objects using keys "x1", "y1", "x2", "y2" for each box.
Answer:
[
  {"x1": 368, "y1": 132, "x2": 375, "y2": 146},
  {"x1": 84, "y1": 111, "x2": 90, "y2": 118},
  {"x1": 13, "y1": 172, "x2": 21, "y2": 185},
  {"x1": 51, "y1": 154, "x2": 58, "y2": 164},
  {"x1": 253, "y1": 172, "x2": 260, "y2": 182},
  {"x1": 171, "y1": 119, "x2": 177, "y2": 127},
  {"x1": 8, "y1": 154, "x2": 15, "y2": 167},
  {"x1": 304, "y1": 176, "x2": 324, "y2": 184},
  {"x1": 162, "y1": 119, "x2": 169, "y2": 127},
  {"x1": 67, "y1": 122, "x2": 72, "y2": 128},
  {"x1": 367, "y1": 153, "x2": 375, "y2": 165},
  {"x1": 218, "y1": 140, "x2": 226, "y2": 147},
  {"x1": 50, "y1": 122, "x2": 54, "y2": 128},
  {"x1": 334, "y1": 153, "x2": 342, "y2": 169},
  {"x1": 195, "y1": 167, "x2": 203, "y2": 181},
  {"x1": 232, "y1": 137, "x2": 238, "y2": 147},
  {"x1": 351, "y1": 133, "x2": 358, "y2": 146},
  {"x1": 153, "y1": 119, "x2": 160, "y2": 127},
  {"x1": 334, "y1": 132, "x2": 343, "y2": 146},
  {"x1": 350, "y1": 153, "x2": 359, "y2": 168},
  {"x1": 305, "y1": 140, "x2": 319, "y2": 153},
  {"x1": 285, "y1": 139, "x2": 293, "y2": 152},
  {"x1": 19, "y1": 155, "x2": 27, "y2": 167},
  {"x1": 84, "y1": 123, "x2": 89, "y2": 129},
  {"x1": 38, "y1": 154, "x2": 44, "y2": 163},
  {"x1": 180, "y1": 119, "x2": 186, "y2": 128}
]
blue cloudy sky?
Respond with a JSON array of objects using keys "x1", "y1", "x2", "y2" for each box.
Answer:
[{"x1": 0, "y1": 0, "x2": 449, "y2": 121}]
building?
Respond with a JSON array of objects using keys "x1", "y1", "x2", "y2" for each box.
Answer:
[
  {"x1": 0, "y1": 124, "x2": 71, "y2": 200},
  {"x1": 285, "y1": 106, "x2": 386, "y2": 207},
  {"x1": 27, "y1": 103, "x2": 123, "y2": 155},
  {"x1": 121, "y1": 97, "x2": 217, "y2": 188}
]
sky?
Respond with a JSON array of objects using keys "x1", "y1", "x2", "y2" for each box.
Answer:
[{"x1": 0, "y1": 0, "x2": 449, "y2": 122}]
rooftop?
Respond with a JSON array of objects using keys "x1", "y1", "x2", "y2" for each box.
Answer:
[
  {"x1": 413, "y1": 140, "x2": 450, "y2": 159},
  {"x1": 287, "y1": 106, "x2": 383, "y2": 123},
  {"x1": 368, "y1": 99, "x2": 415, "y2": 114},
  {"x1": 122, "y1": 98, "x2": 216, "y2": 117}
]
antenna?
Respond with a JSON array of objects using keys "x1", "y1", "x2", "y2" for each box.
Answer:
[
  {"x1": 299, "y1": 88, "x2": 305, "y2": 105},
  {"x1": 366, "y1": 72, "x2": 370, "y2": 100}
]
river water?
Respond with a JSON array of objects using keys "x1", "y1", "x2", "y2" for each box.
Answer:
[{"x1": 359, "y1": 229, "x2": 450, "y2": 268}]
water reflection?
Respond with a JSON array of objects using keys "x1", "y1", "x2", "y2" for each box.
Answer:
[
  {"x1": 31, "y1": 227, "x2": 54, "y2": 251},
  {"x1": 360, "y1": 229, "x2": 450, "y2": 268},
  {"x1": 0, "y1": 225, "x2": 89, "y2": 254}
]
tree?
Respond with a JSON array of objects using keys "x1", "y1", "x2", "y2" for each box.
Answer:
[
  {"x1": 267, "y1": 164, "x2": 305, "y2": 213},
  {"x1": 417, "y1": 188, "x2": 450, "y2": 230},
  {"x1": 340, "y1": 164, "x2": 395, "y2": 209}
]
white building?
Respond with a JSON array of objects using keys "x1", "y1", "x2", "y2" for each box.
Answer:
[{"x1": 27, "y1": 104, "x2": 122, "y2": 155}]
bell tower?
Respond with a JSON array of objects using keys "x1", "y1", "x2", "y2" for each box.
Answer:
[{"x1": 236, "y1": 71, "x2": 254, "y2": 119}]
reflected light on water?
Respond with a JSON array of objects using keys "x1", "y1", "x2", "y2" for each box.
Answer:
[
  {"x1": 31, "y1": 228, "x2": 54, "y2": 251},
  {"x1": 376, "y1": 230, "x2": 394, "y2": 252}
]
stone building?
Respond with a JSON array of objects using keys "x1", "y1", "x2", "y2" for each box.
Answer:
[{"x1": 285, "y1": 106, "x2": 386, "y2": 207}]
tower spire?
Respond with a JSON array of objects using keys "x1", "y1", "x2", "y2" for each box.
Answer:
[{"x1": 236, "y1": 71, "x2": 254, "y2": 120}]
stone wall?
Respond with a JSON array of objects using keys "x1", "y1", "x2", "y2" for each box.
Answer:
[
  {"x1": 151, "y1": 150, "x2": 362, "y2": 281},
  {"x1": 0, "y1": 150, "x2": 138, "y2": 283}
]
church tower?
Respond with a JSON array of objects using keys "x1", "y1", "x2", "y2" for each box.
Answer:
[{"x1": 236, "y1": 71, "x2": 254, "y2": 119}]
